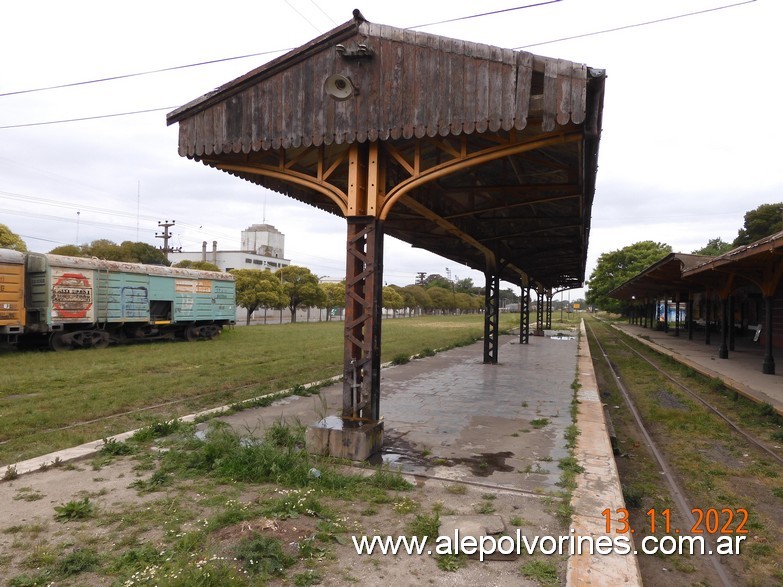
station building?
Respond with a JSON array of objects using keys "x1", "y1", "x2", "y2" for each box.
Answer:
[
  {"x1": 169, "y1": 223, "x2": 291, "y2": 273},
  {"x1": 611, "y1": 230, "x2": 783, "y2": 375}
]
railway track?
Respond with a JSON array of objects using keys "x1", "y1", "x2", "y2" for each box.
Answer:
[{"x1": 584, "y1": 317, "x2": 783, "y2": 586}]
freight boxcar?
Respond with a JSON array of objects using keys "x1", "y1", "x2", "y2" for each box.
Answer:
[
  {"x1": 0, "y1": 249, "x2": 26, "y2": 344},
  {"x1": 22, "y1": 252, "x2": 235, "y2": 350}
]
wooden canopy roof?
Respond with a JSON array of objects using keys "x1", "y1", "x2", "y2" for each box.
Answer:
[
  {"x1": 683, "y1": 230, "x2": 783, "y2": 296},
  {"x1": 167, "y1": 12, "x2": 605, "y2": 289},
  {"x1": 610, "y1": 253, "x2": 712, "y2": 301}
]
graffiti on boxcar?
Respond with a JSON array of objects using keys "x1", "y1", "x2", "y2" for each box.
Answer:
[
  {"x1": 120, "y1": 286, "x2": 150, "y2": 318},
  {"x1": 51, "y1": 271, "x2": 94, "y2": 320}
]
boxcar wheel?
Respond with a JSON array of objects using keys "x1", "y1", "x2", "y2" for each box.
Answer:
[
  {"x1": 184, "y1": 326, "x2": 199, "y2": 342},
  {"x1": 93, "y1": 332, "x2": 110, "y2": 349},
  {"x1": 50, "y1": 332, "x2": 70, "y2": 351}
]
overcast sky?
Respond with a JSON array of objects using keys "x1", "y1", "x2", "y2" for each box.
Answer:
[{"x1": 1, "y1": 0, "x2": 780, "y2": 298}]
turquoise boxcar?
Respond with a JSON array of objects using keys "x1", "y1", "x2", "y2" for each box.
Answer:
[{"x1": 21, "y1": 251, "x2": 235, "y2": 350}]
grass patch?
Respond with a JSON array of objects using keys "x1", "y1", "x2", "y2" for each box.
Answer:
[
  {"x1": 234, "y1": 533, "x2": 295, "y2": 577},
  {"x1": 0, "y1": 315, "x2": 516, "y2": 464},
  {"x1": 54, "y1": 497, "x2": 94, "y2": 522},
  {"x1": 391, "y1": 353, "x2": 411, "y2": 365},
  {"x1": 520, "y1": 558, "x2": 559, "y2": 584}
]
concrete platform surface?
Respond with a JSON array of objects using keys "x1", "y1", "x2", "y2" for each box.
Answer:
[
  {"x1": 5, "y1": 327, "x2": 639, "y2": 585},
  {"x1": 614, "y1": 322, "x2": 783, "y2": 416}
]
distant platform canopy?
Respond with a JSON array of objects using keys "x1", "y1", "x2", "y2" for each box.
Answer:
[{"x1": 168, "y1": 13, "x2": 605, "y2": 289}]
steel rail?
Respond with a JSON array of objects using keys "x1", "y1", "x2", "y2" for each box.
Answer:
[
  {"x1": 610, "y1": 330, "x2": 783, "y2": 468},
  {"x1": 585, "y1": 320, "x2": 735, "y2": 587}
]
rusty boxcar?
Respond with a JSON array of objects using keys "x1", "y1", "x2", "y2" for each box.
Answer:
[{"x1": 10, "y1": 250, "x2": 235, "y2": 350}]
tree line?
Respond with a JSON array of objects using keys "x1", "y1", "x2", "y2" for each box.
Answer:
[
  {"x1": 0, "y1": 227, "x2": 503, "y2": 324},
  {"x1": 586, "y1": 201, "x2": 783, "y2": 313}
]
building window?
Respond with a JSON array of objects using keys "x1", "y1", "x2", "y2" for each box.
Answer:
[{"x1": 245, "y1": 258, "x2": 252, "y2": 264}]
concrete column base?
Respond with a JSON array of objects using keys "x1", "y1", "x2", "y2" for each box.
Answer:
[{"x1": 305, "y1": 417, "x2": 384, "y2": 461}]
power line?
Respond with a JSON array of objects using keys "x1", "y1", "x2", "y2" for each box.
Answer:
[
  {"x1": 283, "y1": 0, "x2": 323, "y2": 34},
  {"x1": 408, "y1": 0, "x2": 562, "y2": 29},
  {"x1": 516, "y1": 0, "x2": 757, "y2": 49},
  {"x1": 0, "y1": 107, "x2": 175, "y2": 130},
  {"x1": 308, "y1": 0, "x2": 339, "y2": 26},
  {"x1": 0, "y1": 48, "x2": 291, "y2": 98},
  {"x1": 6, "y1": 6, "x2": 551, "y2": 106},
  {"x1": 0, "y1": 1, "x2": 758, "y2": 131}
]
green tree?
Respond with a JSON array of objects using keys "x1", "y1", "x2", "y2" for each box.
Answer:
[
  {"x1": 401, "y1": 285, "x2": 432, "y2": 316},
  {"x1": 0, "y1": 224, "x2": 27, "y2": 251},
  {"x1": 733, "y1": 202, "x2": 783, "y2": 246},
  {"x1": 174, "y1": 259, "x2": 221, "y2": 271},
  {"x1": 49, "y1": 244, "x2": 82, "y2": 256},
  {"x1": 586, "y1": 241, "x2": 672, "y2": 313},
  {"x1": 427, "y1": 286, "x2": 453, "y2": 314},
  {"x1": 382, "y1": 286, "x2": 405, "y2": 317},
  {"x1": 454, "y1": 277, "x2": 475, "y2": 294},
  {"x1": 231, "y1": 269, "x2": 283, "y2": 325},
  {"x1": 118, "y1": 241, "x2": 169, "y2": 264},
  {"x1": 454, "y1": 292, "x2": 480, "y2": 314},
  {"x1": 320, "y1": 281, "x2": 345, "y2": 321},
  {"x1": 276, "y1": 265, "x2": 324, "y2": 323},
  {"x1": 49, "y1": 240, "x2": 169, "y2": 264},
  {"x1": 691, "y1": 237, "x2": 734, "y2": 256},
  {"x1": 423, "y1": 273, "x2": 451, "y2": 289}
]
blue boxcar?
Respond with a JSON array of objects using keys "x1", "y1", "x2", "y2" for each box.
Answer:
[{"x1": 23, "y1": 252, "x2": 235, "y2": 350}]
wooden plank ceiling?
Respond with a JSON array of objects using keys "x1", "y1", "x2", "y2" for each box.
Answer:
[{"x1": 168, "y1": 13, "x2": 605, "y2": 289}]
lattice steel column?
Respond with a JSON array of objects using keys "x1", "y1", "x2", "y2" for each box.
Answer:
[
  {"x1": 483, "y1": 271, "x2": 500, "y2": 363},
  {"x1": 762, "y1": 296, "x2": 775, "y2": 375},
  {"x1": 520, "y1": 286, "x2": 530, "y2": 344},
  {"x1": 535, "y1": 287, "x2": 545, "y2": 335},
  {"x1": 719, "y1": 297, "x2": 729, "y2": 359},
  {"x1": 343, "y1": 217, "x2": 384, "y2": 420},
  {"x1": 545, "y1": 292, "x2": 553, "y2": 330}
]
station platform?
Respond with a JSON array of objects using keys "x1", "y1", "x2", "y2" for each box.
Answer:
[
  {"x1": 613, "y1": 322, "x2": 783, "y2": 416},
  {"x1": 3, "y1": 322, "x2": 639, "y2": 586}
]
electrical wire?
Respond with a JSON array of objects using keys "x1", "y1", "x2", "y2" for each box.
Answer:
[
  {"x1": 0, "y1": 48, "x2": 291, "y2": 98},
  {"x1": 0, "y1": 107, "x2": 175, "y2": 130},
  {"x1": 283, "y1": 0, "x2": 324, "y2": 34},
  {"x1": 407, "y1": 0, "x2": 562, "y2": 29},
  {"x1": 516, "y1": 0, "x2": 756, "y2": 48},
  {"x1": 0, "y1": 1, "x2": 757, "y2": 130}
]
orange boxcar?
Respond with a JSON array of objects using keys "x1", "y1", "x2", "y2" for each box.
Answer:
[{"x1": 0, "y1": 249, "x2": 26, "y2": 343}]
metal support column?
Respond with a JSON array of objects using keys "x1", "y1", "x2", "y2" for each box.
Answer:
[
  {"x1": 674, "y1": 297, "x2": 680, "y2": 337},
  {"x1": 535, "y1": 287, "x2": 545, "y2": 335},
  {"x1": 719, "y1": 297, "x2": 729, "y2": 359},
  {"x1": 520, "y1": 286, "x2": 530, "y2": 344},
  {"x1": 663, "y1": 298, "x2": 669, "y2": 333},
  {"x1": 705, "y1": 296, "x2": 712, "y2": 345},
  {"x1": 545, "y1": 292, "x2": 553, "y2": 330},
  {"x1": 762, "y1": 296, "x2": 775, "y2": 375},
  {"x1": 688, "y1": 297, "x2": 694, "y2": 340},
  {"x1": 483, "y1": 271, "x2": 500, "y2": 363},
  {"x1": 729, "y1": 295, "x2": 736, "y2": 351},
  {"x1": 343, "y1": 217, "x2": 384, "y2": 420}
]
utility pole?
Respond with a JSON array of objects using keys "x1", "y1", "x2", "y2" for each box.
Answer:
[
  {"x1": 415, "y1": 272, "x2": 426, "y2": 286},
  {"x1": 155, "y1": 220, "x2": 181, "y2": 260}
]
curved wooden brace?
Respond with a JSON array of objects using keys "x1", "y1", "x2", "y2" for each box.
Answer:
[
  {"x1": 379, "y1": 134, "x2": 579, "y2": 284},
  {"x1": 378, "y1": 132, "x2": 582, "y2": 221},
  {"x1": 209, "y1": 162, "x2": 349, "y2": 216}
]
